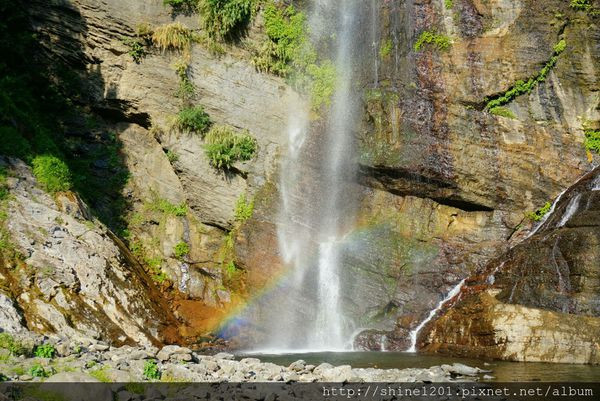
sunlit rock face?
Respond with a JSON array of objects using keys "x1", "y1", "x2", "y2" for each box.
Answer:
[
  {"x1": 421, "y1": 167, "x2": 600, "y2": 364},
  {"x1": 0, "y1": 158, "x2": 177, "y2": 345},
  {"x1": 238, "y1": 0, "x2": 600, "y2": 352},
  {"x1": 6, "y1": 0, "x2": 600, "y2": 360}
]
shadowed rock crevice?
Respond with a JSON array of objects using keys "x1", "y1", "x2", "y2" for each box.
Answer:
[{"x1": 358, "y1": 164, "x2": 494, "y2": 212}]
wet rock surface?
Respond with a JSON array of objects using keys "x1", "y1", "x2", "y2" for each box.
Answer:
[{"x1": 422, "y1": 168, "x2": 600, "y2": 364}]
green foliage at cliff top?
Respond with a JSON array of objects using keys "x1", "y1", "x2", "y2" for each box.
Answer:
[
  {"x1": 0, "y1": 0, "x2": 130, "y2": 232},
  {"x1": 204, "y1": 125, "x2": 257, "y2": 169},
  {"x1": 198, "y1": 0, "x2": 256, "y2": 41},
  {"x1": 584, "y1": 130, "x2": 600, "y2": 154},
  {"x1": 253, "y1": 1, "x2": 337, "y2": 111},
  {"x1": 414, "y1": 31, "x2": 451, "y2": 52},
  {"x1": 485, "y1": 40, "x2": 566, "y2": 110}
]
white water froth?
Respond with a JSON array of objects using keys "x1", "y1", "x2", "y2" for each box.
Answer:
[
  {"x1": 557, "y1": 193, "x2": 581, "y2": 227},
  {"x1": 592, "y1": 175, "x2": 600, "y2": 191},
  {"x1": 255, "y1": 0, "x2": 369, "y2": 352},
  {"x1": 527, "y1": 172, "x2": 589, "y2": 238},
  {"x1": 407, "y1": 279, "x2": 466, "y2": 353}
]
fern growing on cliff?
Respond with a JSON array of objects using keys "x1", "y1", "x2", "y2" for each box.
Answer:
[
  {"x1": 414, "y1": 31, "x2": 451, "y2": 52},
  {"x1": 32, "y1": 155, "x2": 72, "y2": 193},
  {"x1": 203, "y1": 125, "x2": 257, "y2": 169}
]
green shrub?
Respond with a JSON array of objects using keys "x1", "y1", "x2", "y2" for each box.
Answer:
[
  {"x1": 571, "y1": 0, "x2": 591, "y2": 10},
  {"x1": 527, "y1": 201, "x2": 552, "y2": 222},
  {"x1": 0, "y1": 333, "x2": 28, "y2": 356},
  {"x1": 584, "y1": 130, "x2": 600, "y2": 154},
  {"x1": 254, "y1": 2, "x2": 306, "y2": 75},
  {"x1": 204, "y1": 125, "x2": 257, "y2": 169},
  {"x1": 32, "y1": 155, "x2": 72, "y2": 193},
  {"x1": 174, "y1": 241, "x2": 190, "y2": 260},
  {"x1": 379, "y1": 39, "x2": 393, "y2": 59},
  {"x1": 29, "y1": 364, "x2": 50, "y2": 378},
  {"x1": 485, "y1": 40, "x2": 566, "y2": 110},
  {"x1": 173, "y1": 106, "x2": 211, "y2": 134},
  {"x1": 305, "y1": 61, "x2": 337, "y2": 111},
  {"x1": 122, "y1": 38, "x2": 147, "y2": 63},
  {"x1": 414, "y1": 31, "x2": 451, "y2": 52},
  {"x1": 0, "y1": 373, "x2": 7, "y2": 382},
  {"x1": 234, "y1": 193, "x2": 254, "y2": 222},
  {"x1": 164, "y1": 0, "x2": 199, "y2": 14},
  {"x1": 489, "y1": 106, "x2": 516, "y2": 119},
  {"x1": 198, "y1": 0, "x2": 256, "y2": 41},
  {"x1": 143, "y1": 360, "x2": 161, "y2": 380},
  {"x1": 152, "y1": 22, "x2": 195, "y2": 53},
  {"x1": 146, "y1": 256, "x2": 167, "y2": 283},
  {"x1": 445, "y1": 0, "x2": 454, "y2": 8},
  {"x1": 34, "y1": 344, "x2": 56, "y2": 359}
]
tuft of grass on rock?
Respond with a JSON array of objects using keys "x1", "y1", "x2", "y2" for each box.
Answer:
[
  {"x1": 173, "y1": 106, "x2": 211, "y2": 135},
  {"x1": 152, "y1": 22, "x2": 195, "y2": 53},
  {"x1": 32, "y1": 155, "x2": 72, "y2": 193}
]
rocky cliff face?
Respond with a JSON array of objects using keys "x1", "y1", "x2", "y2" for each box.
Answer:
[
  {"x1": 420, "y1": 167, "x2": 600, "y2": 363},
  {"x1": 0, "y1": 157, "x2": 176, "y2": 346},
  {"x1": 9, "y1": 0, "x2": 296, "y2": 344},
  {"x1": 2, "y1": 0, "x2": 599, "y2": 363}
]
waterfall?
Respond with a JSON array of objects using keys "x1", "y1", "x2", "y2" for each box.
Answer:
[
  {"x1": 249, "y1": 0, "x2": 375, "y2": 352},
  {"x1": 406, "y1": 279, "x2": 466, "y2": 353},
  {"x1": 557, "y1": 193, "x2": 581, "y2": 227}
]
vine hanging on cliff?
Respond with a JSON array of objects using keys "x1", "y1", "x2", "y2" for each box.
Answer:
[{"x1": 484, "y1": 39, "x2": 567, "y2": 114}]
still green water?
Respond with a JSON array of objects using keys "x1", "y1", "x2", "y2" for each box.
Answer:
[{"x1": 238, "y1": 352, "x2": 600, "y2": 382}]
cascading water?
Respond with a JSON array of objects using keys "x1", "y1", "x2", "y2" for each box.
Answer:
[
  {"x1": 406, "y1": 279, "x2": 466, "y2": 353},
  {"x1": 247, "y1": 0, "x2": 375, "y2": 352}
]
